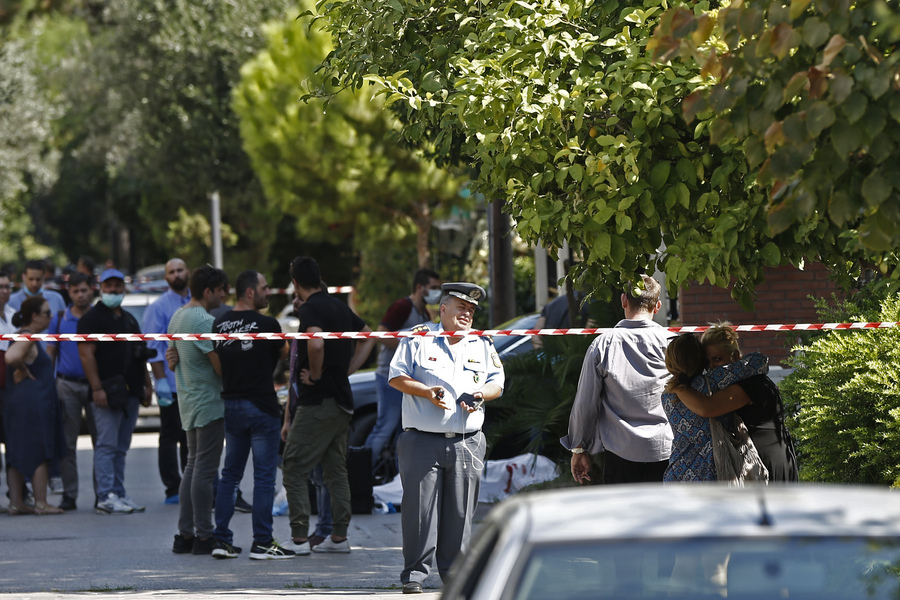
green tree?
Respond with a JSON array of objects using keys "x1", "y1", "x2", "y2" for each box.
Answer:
[
  {"x1": 781, "y1": 289, "x2": 900, "y2": 487},
  {"x1": 0, "y1": 36, "x2": 64, "y2": 263},
  {"x1": 12, "y1": 1, "x2": 299, "y2": 272},
  {"x1": 313, "y1": 0, "x2": 855, "y2": 307},
  {"x1": 233, "y1": 4, "x2": 468, "y2": 269},
  {"x1": 652, "y1": 0, "x2": 900, "y2": 286}
]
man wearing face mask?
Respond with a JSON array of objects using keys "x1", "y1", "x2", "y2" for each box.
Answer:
[
  {"x1": 363, "y1": 268, "x2": 441, "y2": 470},
  {"x1": 77, "y1": 269, "x2": 153, "y2": 514}
]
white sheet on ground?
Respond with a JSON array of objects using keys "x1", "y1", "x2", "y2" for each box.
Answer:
[{"x1": 372, "y1": 453, "x2": 559, "y2": 508}]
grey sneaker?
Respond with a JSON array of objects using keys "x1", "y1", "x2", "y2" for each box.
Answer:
[
  {"x1": 96, "y1": 493, "x2": 134, "y2": 515},
  {"x1": 311, "y1": 536, "x2": 351, "y2": 553},
  {"x1": 283, "y1": 540, "x2": 311, "y2": 556},
  {"x1": 49, "y1": 477, "x2": 64, "y2": 496},
  {"x1": 119, "y1": 496, "x2": 146, "y2": 513}
]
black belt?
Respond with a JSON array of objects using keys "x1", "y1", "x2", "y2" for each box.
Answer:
[
  {"x1": 57, "y1": 373, "x2": 89, "y2": 385},
  {"x1": 404, "y1": 428, "x2": 480, "y2": 439}
]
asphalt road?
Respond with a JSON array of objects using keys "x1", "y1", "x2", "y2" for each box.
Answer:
[{"x1": 0, "y1": 433, "x2": 444, "y2": 599}]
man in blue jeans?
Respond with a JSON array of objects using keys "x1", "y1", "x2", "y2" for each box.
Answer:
[
  {"x1": 77, "y1": 269, "x2": 153, "y2": 515},
  {"x1": 210, "y1": 270, "x2": 294, "y2": 560}
]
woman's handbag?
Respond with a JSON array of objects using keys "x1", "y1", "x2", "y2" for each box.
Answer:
[
  {"x1": 710, "y1": 414, "x2": 769, "y2": 485},
  {"x1": 100, "y1": 374, "x2": 130, "y2": 411}
]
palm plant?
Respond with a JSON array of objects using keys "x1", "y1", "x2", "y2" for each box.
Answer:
[{"x1": 486, "y1": 296, "x2": 624, "y2": 466}]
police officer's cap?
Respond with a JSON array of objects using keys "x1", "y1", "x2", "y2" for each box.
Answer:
[{"x1": 441, "y1": 282, "x2": 486, "y2": 306}]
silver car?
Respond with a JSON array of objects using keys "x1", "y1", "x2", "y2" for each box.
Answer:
[{"x1": 442, "y1": 483, "x2": 900, "y2": 600}]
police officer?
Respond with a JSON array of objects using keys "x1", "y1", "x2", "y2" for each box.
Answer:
[{"x1": 389, "y1": 283, "x2": 504, "y2": 594}]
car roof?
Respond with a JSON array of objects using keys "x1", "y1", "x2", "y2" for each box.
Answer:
[
  {"x1": 121, "y1": 293, "x2": 162, "y2": 306},
  {"x1": 495, "y1": 484, "x2": 900, "y2": 542}
]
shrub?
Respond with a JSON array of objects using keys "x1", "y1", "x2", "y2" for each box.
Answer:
[
  {"x1": 486, "y1": 293, "x2": 624, "y2": 482},
  {"x1": 781, "y1": 292, "x2": 900, "y2": 487}
]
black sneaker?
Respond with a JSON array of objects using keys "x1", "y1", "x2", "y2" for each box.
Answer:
[
  {"x1": 212, "y1": 539, "x2": 242, "y2": 559},
  {"x1": 59, "y1": 495, "x2": 77, "y2": 511},
  {"x1": 249, "y1": 540, "x2": 296, "y2": 560},
  {"x1": 234, "y1": 490, "x2": 252, "y2": 513},
  {"x1": 172, "y1": 534, "x2": 194, "y2": 554},
  {"x1": 192, "y1": 537, "x2": 215, "y2": 555}
]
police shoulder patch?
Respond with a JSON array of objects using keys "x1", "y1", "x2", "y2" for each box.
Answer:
[
  {"x1": 410, "y1": 324, "x2": 430, "y2": 334},
  {"x1": 491, "y1": 352, "x2": 502, "y2": 368}
]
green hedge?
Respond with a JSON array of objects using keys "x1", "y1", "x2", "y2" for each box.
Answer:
[{"x1": 781, "y1": 292, "x2": 900, "y2": 487}]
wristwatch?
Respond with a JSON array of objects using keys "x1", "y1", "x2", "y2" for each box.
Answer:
[{"x1": 571, "y1": 447, "x2": 585, "y2": 454}]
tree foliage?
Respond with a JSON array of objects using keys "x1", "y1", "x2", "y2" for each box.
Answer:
[
  {"x1": 81, "y1": 0, "x2": 295, "y2": 271},
  {"x1": 781, "y1": 289, "x2": 900, "y2": 487},
  {"x1": 1, "y1": 1, "x2": 301, "y2": 272},
  {"x1": 313, "y1": 0, "x2": 862, "y2": 307},
  {"x1": 233, "y1": 3, "x2": 468, "y2": 268},
  {"x1": 0, "y1": 35, "x2": 64, "y2": 263},
  {"x1": 652, "y1": 0, "x2": 900, "y2": 286}
]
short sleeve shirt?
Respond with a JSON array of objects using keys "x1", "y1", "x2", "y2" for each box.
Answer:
[
  {"x1": 143, "y1": 289, "x2": 190, "y2": 392},
  {"x1": 77, "y1": 302, "x2": 145, "y2": 396},
  {"x1": 375, "y1": 296, "x2": 430, "y2": 378},
  {"x1": 212, "y1": 310, "x2": 284, "y2": 417},
  {"x1": 168, "y1": 305, "x2": 222, "y2": 430},
  {"x1": 47, "y1": 307, "x2": 85, "y2": 378},
  {"x1": 390, "y1": 325, "x2": 505, "y2": 434},
  {"x1": 295, "y1": 291, "x2": 366, "y2": 412}
]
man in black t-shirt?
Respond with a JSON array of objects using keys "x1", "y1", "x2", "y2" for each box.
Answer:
[
  {"x1": 209, "y1": 270, "x2": 294, "y2": 561},
  {"x1": 77, "y1": 269, "x2": 152, "y2": 515},
  {"x1": 281, "y1": 257, "x2": 375, "y2": 555}
]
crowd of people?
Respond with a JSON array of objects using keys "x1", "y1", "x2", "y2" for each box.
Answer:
[
  {"x1": 1, "y1": 256, "x2": 801, "y2": 593},
  {"x1": 0, "y1": 254, "x2": 503, "y2": 595}
]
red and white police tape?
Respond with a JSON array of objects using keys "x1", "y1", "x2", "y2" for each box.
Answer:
[
  {"x1": 27, "y1": 284, "x2": 354, "y2": 296},
  {"x1": 1, "y1": 322, "x2": 898, "y2": 342}
]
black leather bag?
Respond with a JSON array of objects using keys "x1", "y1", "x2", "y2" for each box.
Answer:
[{"x1": 101, "y1": 374, "x2": 130, "y2": 411}]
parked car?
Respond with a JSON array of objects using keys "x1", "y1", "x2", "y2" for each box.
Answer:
[
  {"x1": 130, "y1": 264, "x2": 168, "y2": 293},
  {"x1": 442, "y1": 483, "x2": 900, "y2": 600}
]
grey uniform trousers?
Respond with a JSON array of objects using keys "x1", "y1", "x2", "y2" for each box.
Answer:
[{"x1": 397, "y1": 429, "x2": 485, "y2": 585}]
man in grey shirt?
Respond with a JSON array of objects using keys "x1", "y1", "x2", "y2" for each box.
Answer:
[{"x1": 561, "y1": 275, "x2": 674, "y2": 484}]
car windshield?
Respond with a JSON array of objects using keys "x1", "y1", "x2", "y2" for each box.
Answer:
[{"x1": 512, "y1": 537, "x2": 900, "y2": 600}]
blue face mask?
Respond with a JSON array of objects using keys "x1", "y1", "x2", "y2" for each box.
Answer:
[
  {"x1": 23, "y1": 286, "x2": 43, "y2": 297},
  {"x1": 424, "y1": 289, "x2": 443, "y2": 305},
  {"x1": 100, "y1": 293, "x2": 124, "y2": 308}
]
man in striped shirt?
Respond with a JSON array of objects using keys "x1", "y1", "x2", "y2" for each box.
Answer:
[{"x1": 166, "y1": 265, "x2": 229, "y2": 556}]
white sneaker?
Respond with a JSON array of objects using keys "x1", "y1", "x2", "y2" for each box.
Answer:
[
  {"x1": 49, "y1": 477, "x2": 64, "y2": 495},
  {"x1": 96, "y1": 493, "x2": 134, "y2": 515},
  {"x1": 312, "y1": 537, "x2": 351, "y2": 553},
  {"x1": 119, "y1": 496, "x2": 146, "y2": 513},
  {"x1": 283, "y1": 540, "x2": 311, "y2": 555}
]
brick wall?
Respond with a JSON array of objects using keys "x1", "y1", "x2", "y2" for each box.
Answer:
[{"x1": 677, "y1": 263, "x2": 843, "y2": 365}]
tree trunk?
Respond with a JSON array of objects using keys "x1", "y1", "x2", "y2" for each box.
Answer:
[
  {"x1": 411, "y1": 198, "x2": 432, "y2": 268},
  {"x1": 489, "y1": 200, "x2": 516, "y2": 326}
]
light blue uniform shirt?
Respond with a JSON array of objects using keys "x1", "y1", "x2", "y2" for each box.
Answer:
[
  {"x1": 9, "y1": 288, "x2": 67, "y2": 315},
  {"x1": 143, "y1": 289, "x2": 191, "y2": 391},
  {"x1": 389, "y1": 324, "x2": 505, "y2": 434}
]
